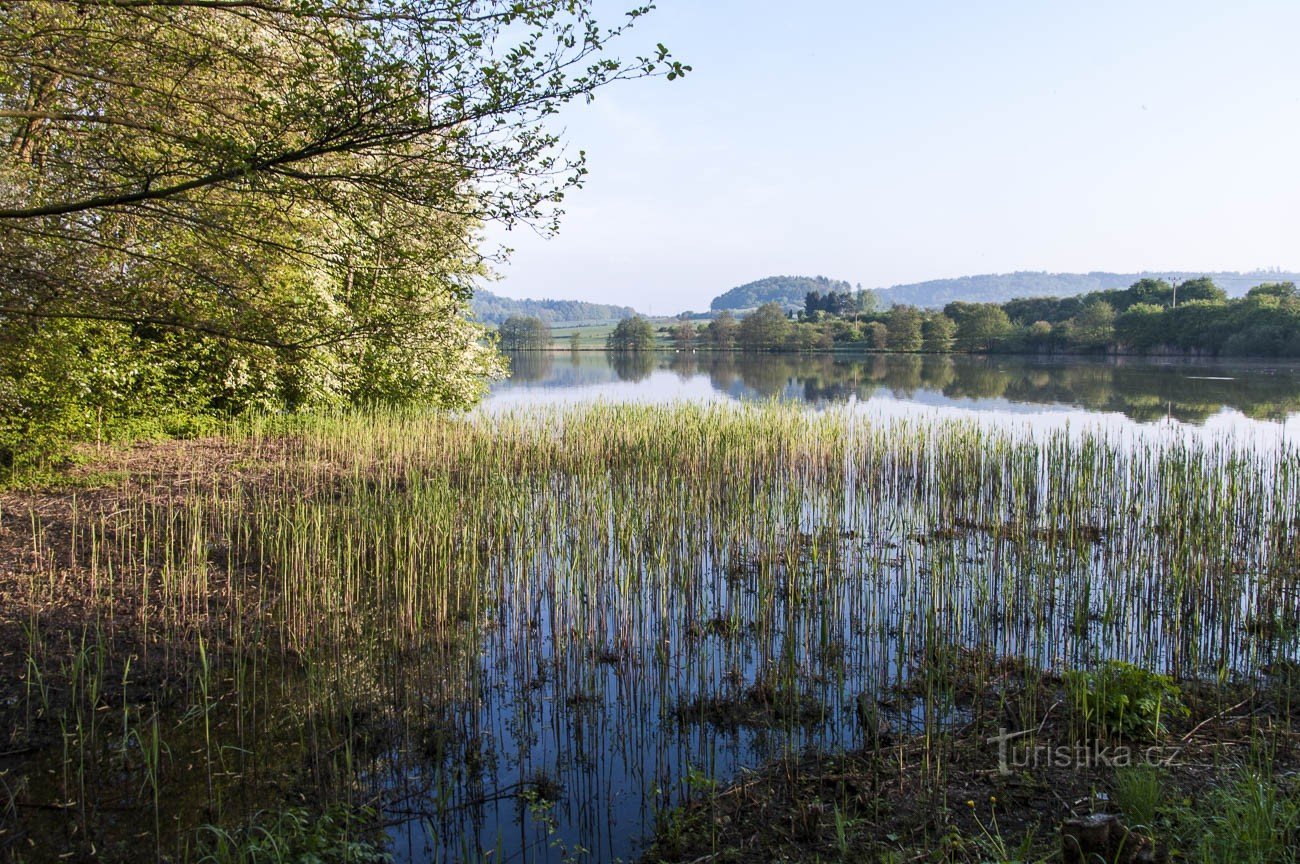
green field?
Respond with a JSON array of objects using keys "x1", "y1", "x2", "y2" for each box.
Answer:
[{"x1": 531, "y1": 317, "x2": 685, "y2": 348}]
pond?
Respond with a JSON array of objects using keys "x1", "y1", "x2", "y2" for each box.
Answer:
[
  {"x1": 357, "y1": 352, "x2": 1300, "y2": 862},
  {"x1": 7, "y1": 354, "x2": 1298, "y2": 864}
]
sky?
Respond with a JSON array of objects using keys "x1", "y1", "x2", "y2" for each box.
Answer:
[{"x1": 483, "y1": 0, "x2": 1300, "y2": 314}]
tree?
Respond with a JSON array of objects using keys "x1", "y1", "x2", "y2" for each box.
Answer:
[
  {"x1": 0, "y1": 0, "x2": 686, "y2": 468},
  {"x1": 1072, "y1": 299, "x2": 1116, "y2": 350},
  {"x1": 1248, "y1": 282, "x2": 1298, "y2": 300},
  {"x1": 1115, "y1": 304, "x2": 1167, "y2": 351},
  {"x1": 804, "y1": 291, "x2": 824, "y2": 319},
  {"x1": 1025, "y1": 320, "x2": 1054, "y2": 349},
  {"x1": 606, "y1": 316, "x2": 656, "y2": 353},
  {"x1": 921, "y1": 315, "x2": 957, "y2": 352},
  {"x1": 1128, "y1": 279, "x2": 1175, "y2": 308},
  {"x1": 711, "y1": 275, "x2": 851, "y2": 313},
  {"x1": 886, "y1": 306, "x2": 924, "y2": 351},
  {"x1": 854, "y1": 289, "x2": 881, "y2": 316},
  {"x1": 954, "y1": 305, "x2": 1012, "y2": 353},
  {"x1": 498, "y1": 315, "x2": 551, "y2": 351},
  {"x1": 706, "y1": 312, "x2": 739, "y2": 350},
  {"x1": 1173, "y1": 278, "x2": 1227, "y2": 306},
  {"x1": 671, "y1": 321, "x2": 697, "y2": 351},
  {"x1": 863, "y1": 322, "x2": 889, "y2": 351},
  {"x1": 737, "y1": 303, "x2": 791, "y2": 351}
]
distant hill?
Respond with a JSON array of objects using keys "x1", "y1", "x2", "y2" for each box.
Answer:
[
  {"x1": 711, "y1": 275, "x2": 856, "y2": 312},
  {"x1": 875, "y1": 270, "x2": 1300, "y2": 308},
  {"x1": 471, "y1": 288, "x2": 639, "y2": 325}
]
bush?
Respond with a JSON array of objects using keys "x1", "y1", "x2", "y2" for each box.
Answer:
[
  {"x1": 1065, "y1": 661, "x2": 1188, "y2": 740},
  {"x1": 198, "y1": 806, "x2": 389, "y2": 864}
]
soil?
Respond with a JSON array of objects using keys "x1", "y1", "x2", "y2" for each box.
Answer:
[
  {"x1": 0, "y1": 437, "x2": 309, "y2": 861},
  {"x1": 640, "y1": 672, "x2": 1300, "y2": 863}
]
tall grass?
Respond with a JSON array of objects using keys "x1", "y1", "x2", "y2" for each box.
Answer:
[{"x1": 4, "y1": 403, "x2": 1297, "y2": 861}]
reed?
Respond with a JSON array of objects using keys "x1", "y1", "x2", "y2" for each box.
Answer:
[{"x1": 3, "y1": 402, "x2": 1297, "y2": 862}]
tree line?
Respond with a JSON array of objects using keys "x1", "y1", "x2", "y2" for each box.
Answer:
[
  {"x1": 671, "y1": 278, "x2": 1300, "y2": 357},
  {"x1": 500, "y1": 277, "x2": 1300, "y2": 360}
]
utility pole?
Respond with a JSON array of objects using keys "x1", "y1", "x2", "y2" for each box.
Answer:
[{"x1": 1171, "y1": 279, "x2": 1178, "y2": 309}]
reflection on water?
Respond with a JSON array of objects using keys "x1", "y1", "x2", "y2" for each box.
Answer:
[
  {"x1": 493, "y1": 351, "x2": 1300, "y2": 428},
  {"x1": 12, "y1": 375, "x2": 1297, "y2": 864},
  {"x1": 371, "y1": 409, "x2": 1297, "y2": 863}
]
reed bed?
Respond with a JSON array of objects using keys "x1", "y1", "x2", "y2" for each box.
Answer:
[{"x1": 1, "y1": 403, "x2": 1297, "y2": 862}]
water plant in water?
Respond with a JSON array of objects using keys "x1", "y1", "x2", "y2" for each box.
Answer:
[{"x1": 0, "y1": 403, "x2": 1297, "y2": 862}]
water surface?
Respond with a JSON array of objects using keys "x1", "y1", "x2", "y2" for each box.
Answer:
[
  {"x1": 366, "y1": 352, "x2": 1300, "y2": 862},
  {"x1": 489, "y1": 351, "x2": 1300, "y2": 440}
]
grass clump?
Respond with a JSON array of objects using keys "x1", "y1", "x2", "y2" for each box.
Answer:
[
  {"x1": 197, "y1": 806, "x2": 389, "y2": 864},
  {"x1": 1066, "y1": 661, "x2": 1188, "y2": 740},
  {"x1": 1112, "y1": 764, "x2": 1165, "y2": 828},
  {"x1": 1178, "y1": 770, "x2": 1300, "y2": 864}
]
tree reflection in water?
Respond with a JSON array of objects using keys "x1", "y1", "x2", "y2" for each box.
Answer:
[{"x1": 502, "y1": 351, "x2": 1300, "y2": 424}]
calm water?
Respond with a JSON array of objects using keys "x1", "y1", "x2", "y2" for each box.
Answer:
[
  {"x1": 489, "y1": 350, "x2": 1300, "y2": 440},
  {"x1": 371, "y1": 352, "x2": 1300, "y2": 863}
]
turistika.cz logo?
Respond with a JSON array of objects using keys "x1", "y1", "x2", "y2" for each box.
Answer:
[{"x1": 986, "y1": 728, "x2": 1185, "y2": 774}]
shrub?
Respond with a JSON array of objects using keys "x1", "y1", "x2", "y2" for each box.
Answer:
[
  {"x1": 197, "y1": 806, "x2": 389, "y2": 864},
  {"x1": 1065, "y1": 661, "x2": 1188, "y2": 740}
]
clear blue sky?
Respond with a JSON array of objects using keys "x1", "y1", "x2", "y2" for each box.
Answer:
[{"x1": 484, "y1": 0, "x2": 1300, "y2": 314}]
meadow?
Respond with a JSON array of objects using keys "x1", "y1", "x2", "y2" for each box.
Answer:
[{"x1": 1, "y1": 403, "x2": 1298, "y2": 862}]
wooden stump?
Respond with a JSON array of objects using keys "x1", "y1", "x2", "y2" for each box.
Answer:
[{"x1": 1061, "y1": 813, "x2": 1165, "y2": 864}]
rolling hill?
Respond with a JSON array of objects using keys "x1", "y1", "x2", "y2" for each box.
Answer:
[
  {"x1": 708, "y1": 271, "x2": 1300, "y2": 313},
  {"x1": 710, "y1": 275, "x2": 856, "y2": 312},
  {"x1": 471, "y1": 288, "x2": 639, "y2": 325},
  {"x1": 874, "y1": 270, "x2": 1300, "y2": 308}
]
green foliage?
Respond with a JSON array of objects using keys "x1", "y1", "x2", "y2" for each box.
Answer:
[
  {"x1": 871, "y1": 270, "x2": 1299, "y2": 308},
  {"x1": 1065, "y1": 661, "x2": 1188, "y2": 740},
  {"x1": 1176, "y1": 276, "x2": 1229, "y2": 304},
  {"x1": 498, "y1": 315, "x2": 553, "y2": 351},
  {"x1": 885, "y1": 306, "x2": 924, "y2": 352},
  {"x1": 1073, "y1": 299, "x2": 1117, "y2": 349},
  {"x1": 711, "y1": 275, "x2": 854, "y2": 312},
  {"x1": 803, "y1": 289, "x2": 858, "y2": 317},
  {"x1": 472, "y1": 289, "x2": 638, "y2": 325},
  {"x1": 198, "y1": 806, "x2": 389, "y2": 864},
  {"x1": 1113, "y1": 764, "x2": 1165, "y2": 827},
  {"x1": 736, "y1": 303, "x2": 792, "y2": 351},
  {"x1": 1174, "y1": 770, "x2": 1300, "y2": 864},
  {"x1": 1249, "y1": 282, "x2": 1299, "y2": 300},
  {"x1": 705, "y1": 311, "x2": 739, "y2": 350},
  {"x1": 864, "y1": 321, "x2": 889, "y2": 350},
  {"x1": 921, "y1": 314, "x2": 957, "y2": 352},
  {"x1": 671, "y1": 320, "x2": 698, "y2": 350},
  {"x1": 606, "y1": 316, "x2": 657, "y2": 352},
  {"x1": 0, "y1": 0, "x2": 680, "y2": 473},
  {"x1": 709, "y1": 275, "x2": 1300, "y2": 359},
  {"x1": 947, "y1": 303, "x2": 1013, "y2": 353},
  {"x1": 0, "y1": 318, "x2": 252, "y2": 475}
]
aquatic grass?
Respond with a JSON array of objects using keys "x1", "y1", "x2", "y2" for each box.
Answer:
[{"x1": 3, "y1": 402, "x2": 1298, "y2": 861}]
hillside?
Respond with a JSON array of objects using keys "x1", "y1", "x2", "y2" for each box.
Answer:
[
  {"x1": 711, "y1": 275, "x2": 855, "y2": 312},
  {"x1": 472, "y1": 288, "x2": 639, "y2": 325},
  {"x1": 875, "y1": 270, "x2": 1300, "y2": 308}
]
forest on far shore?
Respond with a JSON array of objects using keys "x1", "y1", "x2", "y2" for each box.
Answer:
[{"x1": 499, "y1": 277, "x2": 1300, "y2": 357}]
